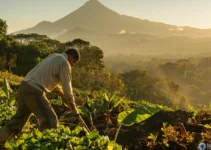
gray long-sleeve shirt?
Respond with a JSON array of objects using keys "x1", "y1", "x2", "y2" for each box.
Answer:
[{"x1": 24, "y1": 52, "x2": 75, "y2": 104}]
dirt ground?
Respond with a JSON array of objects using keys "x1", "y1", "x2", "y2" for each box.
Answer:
[
  {"x1": 103, "y1": 110, "x2": 211, "y2": 150},
  {"x1": 51, "y1": 104, "x2": 211, "y2": 150}
]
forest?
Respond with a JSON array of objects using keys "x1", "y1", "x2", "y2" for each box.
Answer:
[{"x1": 0, "y1": 18, "x2": 211, "y2": 149}]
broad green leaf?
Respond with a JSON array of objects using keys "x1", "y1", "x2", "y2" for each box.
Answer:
[
  {"x1": 143, "y1": 106, "x2": 161, "y2": 114},
  {"x1": 117, "y1": 106, "x2": 160, "y2": 126},
  {"x1": 2, "y1": 78, "x2": 12, "y2": 99}
]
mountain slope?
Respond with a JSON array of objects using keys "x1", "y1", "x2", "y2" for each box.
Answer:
[
  {"x1": 13, "y1": 0, "x2": 211, "y2": 55},
  {"x1": 14, "y1": 0, "x2": 211, "y2": 38}
]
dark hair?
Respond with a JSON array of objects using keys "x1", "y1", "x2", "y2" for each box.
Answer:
[{"x1": 65, "y1": 48, "x2": 80, "y2": 61}]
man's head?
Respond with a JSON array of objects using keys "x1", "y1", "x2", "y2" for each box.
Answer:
[{"x1": 65, "y1": 48, "x2": 80, "y2": 66}]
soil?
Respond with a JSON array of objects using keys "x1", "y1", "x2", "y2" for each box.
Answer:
[
  {"x1": 50, "y1": 105, "x2": 211, "y2": 150},
  {"x1": 102, "y1": 110, "x2": 210, "y2": 150}
]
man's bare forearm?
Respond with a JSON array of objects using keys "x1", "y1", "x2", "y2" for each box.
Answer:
[
  {"x1": 55, "y1": 89, "x2": 65, "y2": 99},
  {"x1": 55, "y1": 89, "x2": 79, "y2": 114}
]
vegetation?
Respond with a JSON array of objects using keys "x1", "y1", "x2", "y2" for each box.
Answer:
[
  {"x1": 0, "y1": 19, "x2": 211, "y2": 149},
  {"x1": 6, "y1": 126, "x2": 122, "y2": 150}
]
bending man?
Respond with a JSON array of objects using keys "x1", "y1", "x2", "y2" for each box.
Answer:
[{"x1": 0, "y1": 48, "x2": 80, "y2": 148}]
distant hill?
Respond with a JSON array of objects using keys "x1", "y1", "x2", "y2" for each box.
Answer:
[{"x1": 14, "y1": 0, "x2": 211, "y2": 55}]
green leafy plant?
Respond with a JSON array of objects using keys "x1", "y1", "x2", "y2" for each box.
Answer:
[
  {"x1": 0, "y1": 71, "x2": 22, "y2": 86},
  {"x1": 204, "y1": 124, "x2": 211, "y2": 129},
  {"x1": 0, "y1": 78, "x2": 17, "y2": 106},
  {"x1": 78, "y1": 87, "x2": 132, "y2": 128},
  {"x1": 90, "y1": 87, "x2": 130, "y2": 113},
  {"x1": 159, "y1": 122, "x2": 194, "y2": 149},
  {"x1": 77, "y1": 105, "x2": 94, "y2": 128},
  {"x1": 6, "y1": 125, "x2": 122, "y2": 150},
  {"x1": 0, "y1": 103, "x2": 16, "y2": 128},
  {"x1": 136, "y1": 100, "x2": 175, "y2": 111},
  {"x1": 147, "y1": 133, "x2": 158, "y2": 148}
]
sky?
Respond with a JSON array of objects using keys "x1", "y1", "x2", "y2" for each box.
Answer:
[{"x1": 0, "y1": 0, "x2": 211, "y2": 33}]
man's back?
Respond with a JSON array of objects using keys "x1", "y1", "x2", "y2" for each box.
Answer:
[{"x1": 24, "y1": 53, "x2": 70, "y2": 92}]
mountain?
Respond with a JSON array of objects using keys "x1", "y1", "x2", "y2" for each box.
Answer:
[
  {"x1": 14, "y1": 0, "x2": 211, "y2": 55},
  {"x1": 15, "y1": 0, "x2": 211, "y2": 37}
]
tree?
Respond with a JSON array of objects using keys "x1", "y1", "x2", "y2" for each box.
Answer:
[
  {"x1": 13, "y1": 42, "x2": 50, "y2": 76},
  {"x1": 121, "y1": 70, "x2": 152, "y2": 100},
  {"x1": 0, "y1": 19, "x2": 7, "y2": 39},
  {"x1": 0, "y1": 35, "x2": 21, "y2": 72},
  {"x1": 42, "y1": 39, "x2": 65, "y2": 53},
  {"x1": 107, "y1": 73, "x2": 125, "y2": 94},
  {"x1": 121, "y1": 69, "x2": 184, "y2": 107},
  {"x1": 176, "y1": 59, "x2": 195, "y2": 78},
  {"x1": 72, "y1": 45, "x2": 106, "y2": 90},
  {"x1": 12, "y1": 33, "x2": 49, "y2": 44},
  {"x1": 65, "y1": 38, "x2": 90, "y2": 50},
  {"x1": 78, "y1": 46, "x2": 104, "y2": 69},
  {"x1": 198, "y1": 57, "x2": 211, "y2": 69}
]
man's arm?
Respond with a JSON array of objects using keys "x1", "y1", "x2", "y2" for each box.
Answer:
[
  {"x1": 58, "y1": 63, "x2": 79, "y2": 115},
  {"x1": 54, "y1": 88, "x2": 79, "y2": 115}
]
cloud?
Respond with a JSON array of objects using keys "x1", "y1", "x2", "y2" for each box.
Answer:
[
  {"x1": 50, "y1": 29, "x2": 68, "y2": 38},
  {"x1": 178, "y1": 27, "x2": 184, "y2": 31},
  {"x1": 118, "y1": 30, "x2": 126, "y2": 34},
  {"x1": 169, "y1": 27, "x2": 184, "y2": 31}
]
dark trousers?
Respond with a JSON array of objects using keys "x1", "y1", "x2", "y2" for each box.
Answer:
[{"x1": 0, "y1": 81, "x2": 58, "y2": 145}]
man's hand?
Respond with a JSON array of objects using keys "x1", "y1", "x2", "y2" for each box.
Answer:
[
  {"x1": 55, "y1": 89, "x2": 79, "y2": 114},
  {"x1": 54, "y1": 88, "x2": 89, "y2": 132},
  {"x1": 55, "y1": 89, "x2": 65, "y2": 100},
  {"x1": 68, "y1": 102, "x2": 80, "y2": 115}
]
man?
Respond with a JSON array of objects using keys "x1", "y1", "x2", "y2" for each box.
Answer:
[{"x1": 0, "y1": 48, "x2": 81, "y2": 149}]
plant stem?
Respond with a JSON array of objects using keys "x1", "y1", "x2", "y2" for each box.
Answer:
[{"x1": 114, "y1": 124, "x2": 122, "y2": 142}]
